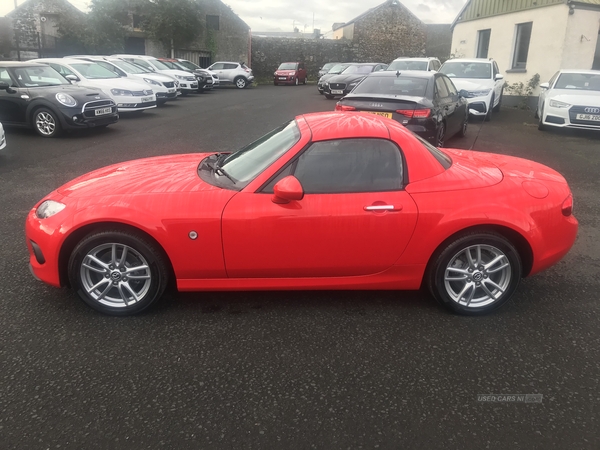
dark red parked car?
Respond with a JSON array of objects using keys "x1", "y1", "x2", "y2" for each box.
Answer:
[{"x1": 274, "y1": 62, "x2": 307, "y2": 86}]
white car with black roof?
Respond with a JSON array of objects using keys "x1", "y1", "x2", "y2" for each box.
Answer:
[
  {"x1": 31, "y1": 58, "x2": 157, "y2": 112},
  {"x1": 112, "y1": 54, "x2": 198, "y2": 95}
]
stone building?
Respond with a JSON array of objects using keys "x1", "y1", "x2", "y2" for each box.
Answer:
[
  {"x1": 331, "y1": 0, "x2": 426, "y2": 63},
  {"x1": 6, "y1": 0, "x2": 86, "y2": 60}
]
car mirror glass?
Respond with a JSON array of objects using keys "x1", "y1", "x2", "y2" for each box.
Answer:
[{"x1": 272, "y1": 176, "x2": 304, "y2": 204}]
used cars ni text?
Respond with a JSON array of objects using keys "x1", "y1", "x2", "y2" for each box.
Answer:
[{"x1": 26, "y1": 112, "x2": 576, "y2": 316}]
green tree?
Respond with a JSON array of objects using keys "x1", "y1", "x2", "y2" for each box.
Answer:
[{"x1": 140, "y1": 0, "x2": 203, "y2": 57}]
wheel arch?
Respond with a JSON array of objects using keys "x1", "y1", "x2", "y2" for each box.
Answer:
[
  {"x1": 26, "y1": 100, "x2": 64, "y2": 127},
  {"x1": 423, "y1": 224, "x2": 534, "y2": 286},
  {"x1": 58, "y1": 221, "x2": 176, "y2": 289}
]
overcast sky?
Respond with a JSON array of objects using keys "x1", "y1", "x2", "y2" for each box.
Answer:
[{"x1": 1, "y1": 0, "x2": 466, "y2": 34}]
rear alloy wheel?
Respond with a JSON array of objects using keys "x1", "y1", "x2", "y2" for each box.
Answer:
[
  {"x1": 235, "y1": 77, "x2": 247, "y2": 89},
  {"x1": 484, "y1": 95, "x2": 494, "y2": 122},
  {"x1": 68, "y1": 230, "x2": 169, "y2": 316},
  {"x1": 33, "y1": 108, "x2": 61, "y2": 138},
  {"x1": 428, "y1": 232, "x2": 522, "y2": 316},
  {"x1": 436, "y1": 122, "x2": 446, "y2": 147}
]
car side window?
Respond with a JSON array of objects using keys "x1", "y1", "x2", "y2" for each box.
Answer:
[
  {"x1": 130, "y1": 59, "x2": 151, "y2": 70},
  {"x1": 291, "y1": 139, "x2": 403, "y2": 194},
  {"x1": 434, "y1": 60, "x2": 441, "y2": 71},
  {"x1": 435, "y1": 76, "x2": 450, "y2": 99},
  {"x1": 442, "y1": 76, "x2": 458, "y2": 96},
  {"x1": 210, "y1": 63, "x2": 224, "y2": 70},
  {"x1": 224, "y1": 63, "x2": 238, "y2": 70},
  {"x1": 0, "y1": 68, "x2": 15, "y2": 85}
]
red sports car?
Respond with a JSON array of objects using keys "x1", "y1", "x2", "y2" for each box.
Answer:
[{"x1": 25, "y1": 112, "x2": 577, "y2": 316}]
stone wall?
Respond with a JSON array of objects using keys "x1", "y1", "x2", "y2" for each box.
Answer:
[
  {"x1": 425, "y1": 24, "x2": 452, "y2": 61},
  {"x1": 352, "y1": 0, "x2": 426, "y2": 63},
  {"x1": 251, "y1": 37, "x2": 355, "y2": 80}
]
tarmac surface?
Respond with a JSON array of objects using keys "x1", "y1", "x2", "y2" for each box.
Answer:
[{"x1": 1, "y1": 85, "x2": 599, "y2": 449}]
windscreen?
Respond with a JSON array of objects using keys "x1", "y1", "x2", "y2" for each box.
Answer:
[
  {"x1": 352, "y1": 76, "x2": 429, "y2": 97},
  {"x1": 110, "y1": 60, "x2": 149, "y2": 74},
  {"x1": 440, "y1": 62, "x2": 491, "y2": 79},
  {"x1": 555, "y1": 73, "x2": 600, "y2": 91},
  {"x1": 70, "y1": 63, "x2": 119, "y2": 79},
  {"x1": 278, "y1": 63, "x2": 298, "y2": 70},
  {"x1": 342, "y1": 65, "x2": 376, "y2": 75},
  {"x1": 388, "y1": 60, "x2": 428, "y2": 71},
  {"x1": 328, "y1": 64, "x2": 349, "y2": 75},
  {"x1": 12, "y1": 65, "x2": 70, "y2": 87}
]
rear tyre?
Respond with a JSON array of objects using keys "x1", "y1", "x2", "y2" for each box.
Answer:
[
  {"x1": 325, "y1": 94, "x2": 334, "y2": 100},
  {"x1": 427, "y1": 232, "x2": 522, "y2": 316},
  {"x1": 458, "y1": 114, "x2": 468, "y2": 138},
  {"x1": 303, "y1": 77, "x2": 307, "y2": 85},
  {"x1": 234, "y1": 77, "x2": 247, "y2": 89},
  {"x1": 295, "y1": 78, "x2": 299, "y2": 86},
  {"x1": 68, "y1": 230, "x2": 169, "y2": 316},
  {"x1": 33, "y1": 107, "x2": 62, "y2": 138}
]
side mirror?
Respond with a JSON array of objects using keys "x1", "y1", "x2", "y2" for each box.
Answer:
[
  {"x1": 540, "y1": 82, "x2": 550, "y2": 90},
  {"x1": 495, "y1": 74, "x2": 504, "y2": 81},
  {"x1": 65, "y1": 74, "x2": 79, "y2": 82},
  {"x1": 459, "y1": 89, "x2": 469, "y2": 98},
  {"x1": 272, "y1": 175, "x2": 304, "y2": 204},
  {"x1": 0, "y1": 81, "x2": 9, "y2": 90}
]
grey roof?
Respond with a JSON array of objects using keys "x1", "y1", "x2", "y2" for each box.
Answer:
[{"x1": 333, "y1": 0, "x2": 422, "y2": 31}]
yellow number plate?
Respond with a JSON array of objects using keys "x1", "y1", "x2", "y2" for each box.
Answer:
[{"x1": 364, "y1": 111, "x2": 392, "y2": 118}]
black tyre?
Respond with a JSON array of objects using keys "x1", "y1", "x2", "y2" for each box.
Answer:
[
  {"x1": 33, "y1": 107, "x2": 62, "y2": 138},
  {"x1": 295, "y1": 78, "x2": 299, "y2": 86},
  {"x1": 303, "y1": 76, "x2": 307, "y2": 85},
  {"x1": 493, "y1": 91, "x2": 502, "y2": 112},
  {"x1": 484, "y1": 95, "x2": 494, "y2": 122},
  {"x1": 427, "y1": 232, "x2": 522, "y2": 316},
  {"x1": 436, "y1": 122, "x2": 446, "y2": 148},
  {"x1": 325, "y1": 94, "x2": 334, "y2": 100},
  {"x1": 538, "y1": 106, "x2": 547, "y2": 131},
  {"x1": 458, "y1": 113, "x2": 468, "y2": 138},
  {"x1": 234, "y1": 77, "x2": 247, "y2": 89},
  {"x1": 68, "y1": 230, "x2": 169, "y2": 316},
  {"x1": 157, "y1": 99, "x2": 167, "y2": 106}
]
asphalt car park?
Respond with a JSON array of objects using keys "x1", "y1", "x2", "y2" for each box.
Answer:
[{"x1": 1, "y1": 85, "x2": 600, "y2": 448}]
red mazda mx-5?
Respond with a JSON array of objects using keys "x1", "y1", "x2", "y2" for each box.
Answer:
[{"x1": 25, "y1": 112, "x2": 578, "y2": 316}]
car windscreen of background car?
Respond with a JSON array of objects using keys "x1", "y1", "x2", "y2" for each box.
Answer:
[
  {"x1": 221, "y1": 120, "x2": 301, "y2": 185},
  {"x1": 178, "y1": 61, "x2": 199, "y2": 70},
  {"x1": 13, "y1": 66, "x2": 70, "y2": 87},
  {"x1": 555, "y1": 73, "x2": 600, "y2": 91},
  {"x1": 388, "y1": 60, "x2": 428, "y2": 71},
  {"x1": 71, "y1": 63, "x2": 120, "y2": 79},
  {"x1": 352, "y1": 77, "x2": 429, "y2": 97},
  {"x1": 151, "y1": 59, "x2": 172, "y2": 70},
  {"x1": 440, "y1": 62, "x2": 491, "y2": 79},
  {"x1": 328, "y1": 64, "x2": 348, "y2": 74},
  {"x1": 278, "y1": 63, "x2": 298, "y2": 70},
  {"x1": 111, "y1": 60, "x2": 149, "y2": 74},
  {"x1": 343, "y1": 65, "x2": 376, "y2": 74}
]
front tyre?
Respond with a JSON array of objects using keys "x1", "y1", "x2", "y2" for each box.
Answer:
[
  {"x1": 68, "y1": 230, "x2": 169, "y2": 316},
  {"x1": 538, "y1": 106, "x2": 547, "y2": 131},
  {"x1": 484, "y1": 95, "x2": 494, "y2": 122},
  {"x1": 427, "y1": 232, "x2": 522, "y2": 316},
  {"x1": 33, "y1": 107, "x2": 62, "y2": 138}
]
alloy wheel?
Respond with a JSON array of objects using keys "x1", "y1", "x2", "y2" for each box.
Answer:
[{"x1": 36, "y1": 111, "x2": 56, "y2": 136}]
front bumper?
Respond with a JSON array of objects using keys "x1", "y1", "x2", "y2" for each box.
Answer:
[
  {"x1": 466, "y1": 95, "x2": 491, "y2": 116},
  {"x1": 541, "y1": 104, "x2": 600, "y2": 130},
  {"x1": 58, "y1": 105, "x2": 119, "y2": 130},
  {"x1": 112, "y1": 94, "x2": 157, "y2": 112},
  {"x1": 274, "y1": 74, "x2": 297, "y2": 85},
  {"x1": 179, "y1": 82, "x2": 199, "y2": 92}
]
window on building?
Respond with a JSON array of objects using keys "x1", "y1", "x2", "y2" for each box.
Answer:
[
  {"x1": 476, "y1": 29, "x2": 491, "y2": 58},
  {"x1": 512, "y1": 22, "x2": 533, "y2": 69},
  {"x1": 207, "y1": 15, "x2": 220, "y2": 31}
]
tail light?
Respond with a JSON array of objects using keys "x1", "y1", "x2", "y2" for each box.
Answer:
[
  {"x1": 395, "y1": 109, "x2": 431, "y2": 118},
  {"x1": 561, "y1": 194, "x2": 573, "y2": 216},
  {"x1": 244, "y1": 67, "x2": 251, "y2": 73},
  {"x1": 335, "y1": 104, "x2": 356, "y2": 111}
]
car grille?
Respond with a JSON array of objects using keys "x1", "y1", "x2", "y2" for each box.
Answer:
[
  {"x1": 163, "y1": 81, "x2": 175, "y2": 88},
  {"x1": 82, "y1": 100, "x2": 116, "y2": 118},
  {"x1": 186, "y1": 76, "x2": 196, "y2": 81},
  {"x1": 130, "y1": 90, "x2": 153, "y2": 96},
  {"x1": 329, "y1": 83, "x2": 346, "y2": 90},
  {"x1": 569, "y1": 105, "x2": 600, "y2": 126}
]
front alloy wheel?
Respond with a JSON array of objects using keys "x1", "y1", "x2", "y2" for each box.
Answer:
[
  {"x1": 69, "y1": 230, "x2": 169, "y2": 315},
  {"x1": 428, "y1": 232, "x2": 522, "y2": 315},
  {"x1": 34, "y1": 108, "x2": 61, "y2": 138}
]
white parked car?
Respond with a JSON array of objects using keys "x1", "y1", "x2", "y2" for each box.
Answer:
[
  {"x1": 537, "y1": 69, "x2": 600, "y2": 131},
  {"x1": 207, "y1": 61, "x2": 254, "y2": 89},
  {"x1": 387, "y1": 57, "x2": 441, "y2": 72},
  {"x1": 70, "y1": 56, "x2": 178, "y2": 105},
  {"x1": 0, "y1": 122, "x2": 6, "y2": 150},
  {"x1": 31, "y1": 58, "x2": 157, "y2": 112},
  {"x1": 175, "y1": 58, "x2": 220, "y2": 88},
  {"x1": 112, "y1": 54, "x2": 198, "y2": 94},
  {"x1": 440, "y1": 58, "x2": 504, "y2": 121}
]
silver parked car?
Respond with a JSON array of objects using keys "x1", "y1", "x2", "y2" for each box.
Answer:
[{"x1": 207, "y1": 61, "x2": 254, "y2": 88}]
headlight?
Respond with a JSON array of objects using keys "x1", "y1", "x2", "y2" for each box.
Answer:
[
  {"x1": 467, "y1": 89, "x2": 492, "y2": 98},
  {"x1": 36, "y1": 200, "x2": 66, "y2": 219},
  {"x1": 274, "y1": 72, "x2": 277, "y2": 76},
  {"x1": 324, "y1": 82, "x2": 329, "y2": 87},
  {"x1": 143, "y1": 78, "x2": 161, "y2": 86},
  {"x1": 55, "y1": 93, "x2": 77, "y2": 107},
  {"x1": 175, "y1": 75, "x2": 185, "y2": 80},
  {"x1": 111, "y1": 88, "x2": 133, "y2": 96},
  {"x1": 549, "y1": 99, "x2": 571, "y2": 109}
]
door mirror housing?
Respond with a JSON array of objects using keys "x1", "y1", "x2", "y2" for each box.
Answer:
[
  {"x1": 459, "y1": 89, "x2": 469, "y2": 98},
  {"x1": 272, "y1": 176, "x2": 304, "y2": 204},
  {"x1": 65, "y1": 74, "x2": 79, "y2": 82},
  {"x1": 0, "y1": 81, "x2": 9, "y2": 90},
  {"x1": 494, "y1": 74, "x2": 504, "y2": 81},
  {"x1": 539, "y1": 82, "x2": 550, "y2": 90}
]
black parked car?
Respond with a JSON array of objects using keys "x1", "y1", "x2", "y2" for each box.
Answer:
[
  {"x1": 323, "y1": 63, "x2": 388, "y2": 99},
  {"x1": 334, "y1": 70, "x2": 468, "y2": 147},
  {"x1": 317, "y1": 63, "x2": 351, "y2": 94},
  {"x1": 0, "y1": 62, "x2": 118, "y2": 138}
]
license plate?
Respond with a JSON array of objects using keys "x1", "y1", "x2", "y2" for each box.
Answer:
[
  {"x1": 167, "y1": 88, "x2": 175, "y2": 93},
  {"x1": 576, "y1": 113, "x2": 600, "y2": 122},
  {"x1": 331, "y1": 89, "x2": 343, "y2": 94},
  {"x1": 141, "y1": 97, "x2": 153, "y2": 102},
  {"x1": 279, "y1": 77, "x2": 287, "y2": 80},
  {"x1": 95, "y1": 107, "x2": 112, "y2": 116},
  {"x1": 364, "y1": 111, "x2": 393, "y2": 118}
]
